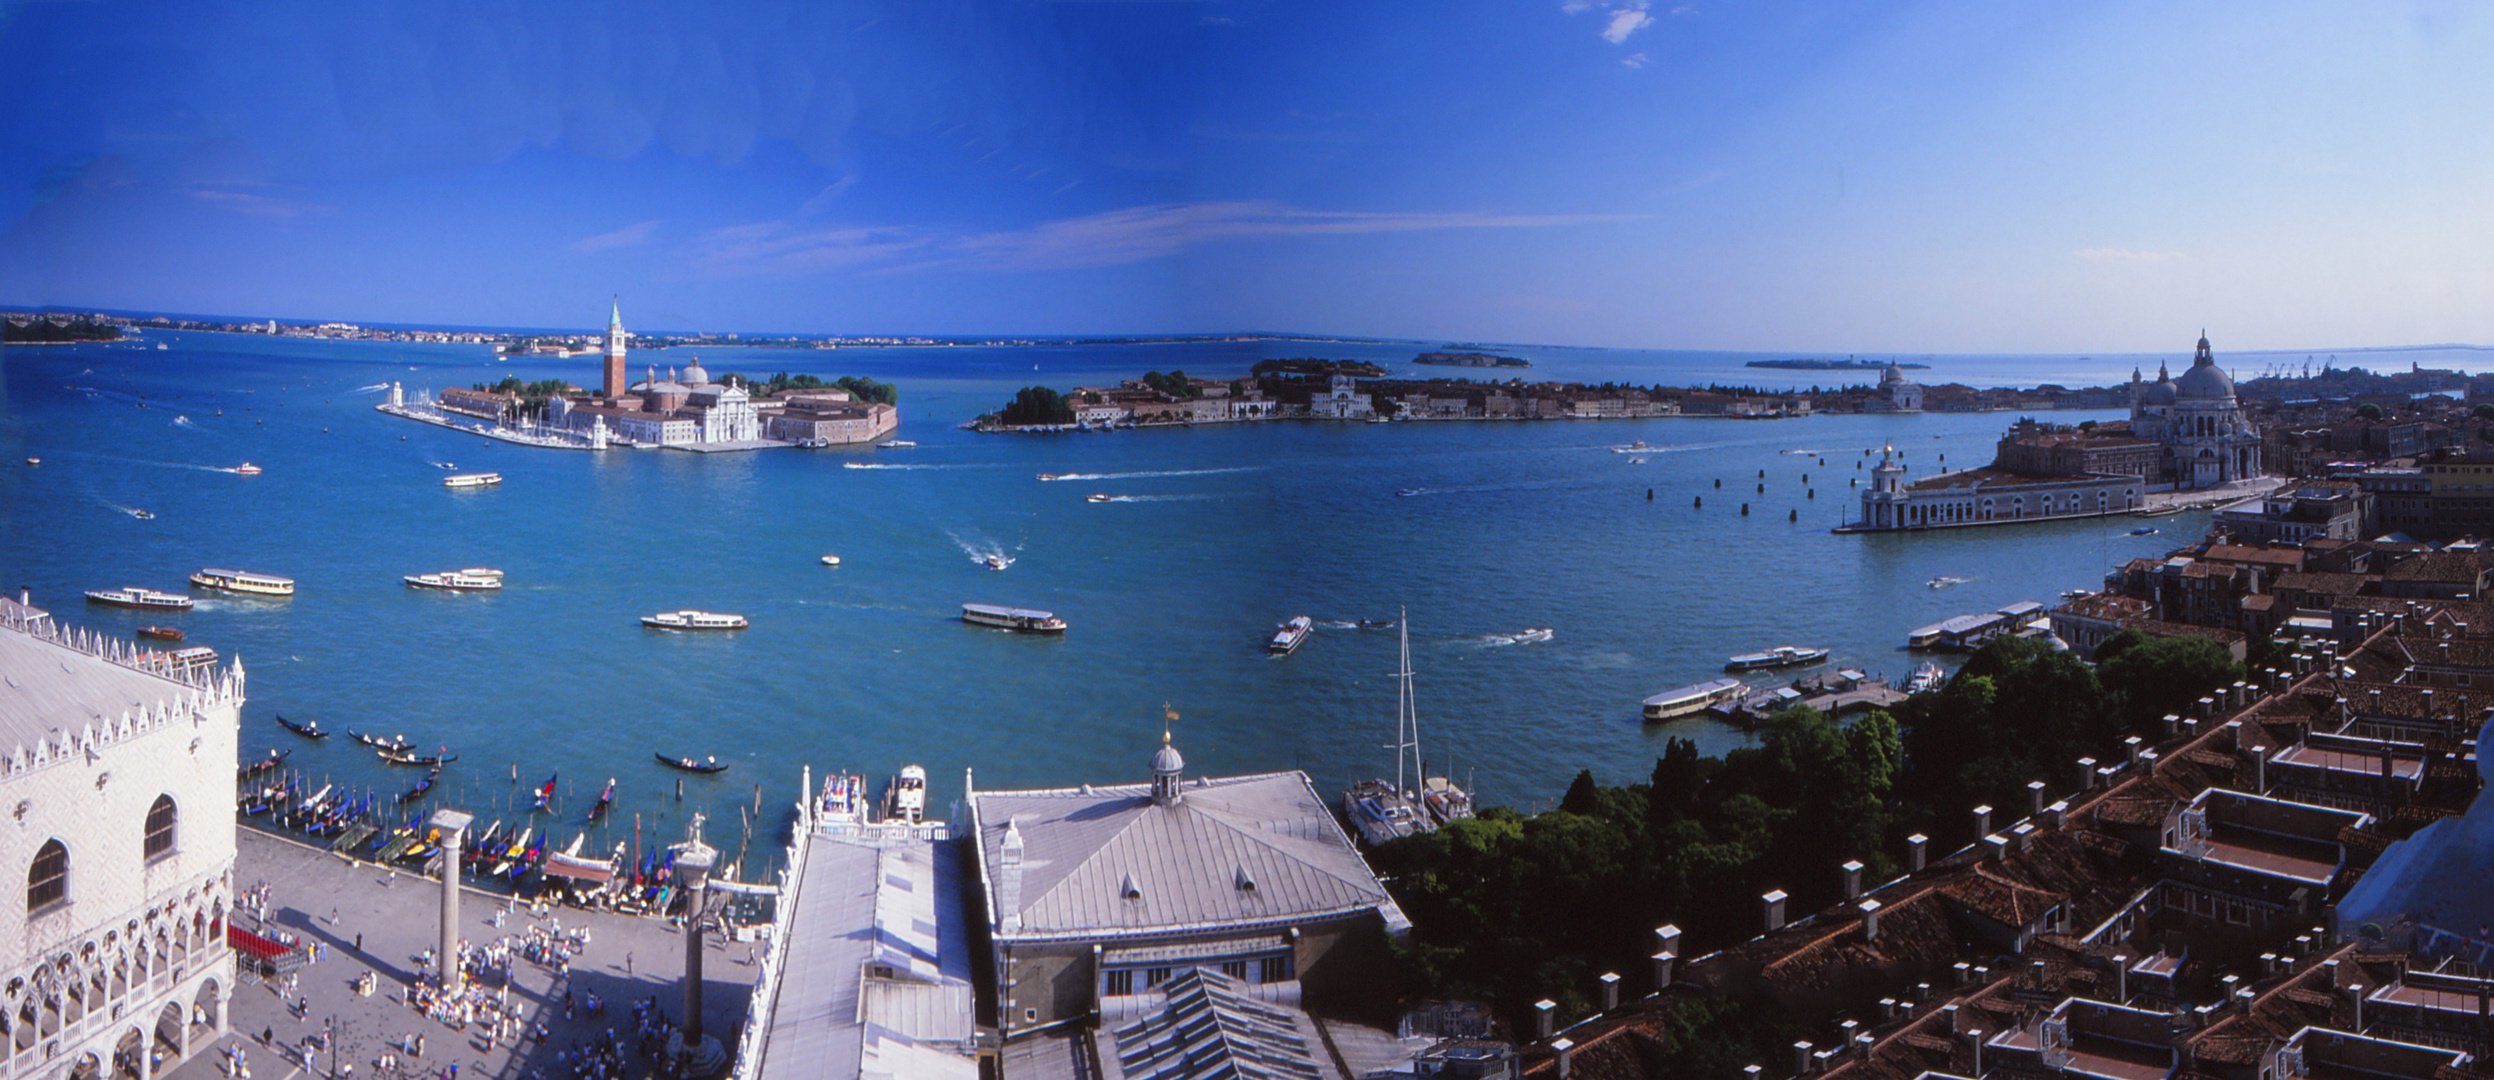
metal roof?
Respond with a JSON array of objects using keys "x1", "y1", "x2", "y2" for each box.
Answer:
[
  {"x1": 751, "y1": 833, "x2": 975, "y2": 1080},
  {"x1": 974, "y1": 770, "x2": 1399, "y2": 940},
  {"x1": 1111, "y1": 967, "x2": 1323, "y2": 1080}
]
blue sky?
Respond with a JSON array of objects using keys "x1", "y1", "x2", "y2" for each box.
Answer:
[{"x1": 2, "y1": 0, "x2": 2491, "y2": 352}]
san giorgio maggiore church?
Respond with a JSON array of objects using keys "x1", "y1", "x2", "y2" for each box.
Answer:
[
  {"x1": 544, "y1": 305, "x2": 762, "y2": 447},
  {"x1": 0, "y1": 595, "x2": 242, "y2": 1080},
  {"x1": 1851, "y1": 334, "x2": 2263, "y2": 531}
]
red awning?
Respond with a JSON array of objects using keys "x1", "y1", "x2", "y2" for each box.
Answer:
[{"x1": 227, "y1": 925, "x2": 291, "y2": 961}]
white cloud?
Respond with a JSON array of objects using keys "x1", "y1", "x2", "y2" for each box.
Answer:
[
  {"x1": 687, "y1": 200, "x2": 1644, "y2": 278},
  {"x1": 187, "y1": 187, "x2": 332, "y2": 219},
  {"x1": 1602, "y1": 5, "x2": 1655, "y2": 43},
  {"x1": 1622, "y1": 52, "x2": 1650, "y2": 68},
  {"x1": 1560, "y1": 1, "x2": 1595, "y2": 12},
  {"x1": 569, "y1": 219, "x2": 661, "y2": 254},
  {"x1": 2075, "y1": 247, "x2": 2187, "y2": 262}
]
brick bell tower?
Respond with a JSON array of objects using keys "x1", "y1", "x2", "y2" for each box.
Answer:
[{"x1": 603, "y1": 299, "x2": 628, "y2": 401}]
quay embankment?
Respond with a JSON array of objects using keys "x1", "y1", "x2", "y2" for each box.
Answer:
[{"x1": 169, "y1": 827, "x2": 753, "y2": 1080}]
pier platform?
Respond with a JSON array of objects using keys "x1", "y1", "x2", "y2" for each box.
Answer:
[{"x1": 168, "y1": 828, "x2": 752, "y2": 1080}]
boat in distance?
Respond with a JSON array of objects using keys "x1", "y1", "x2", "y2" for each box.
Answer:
[
  {"x1": 443, "y1": 472, "x2": 502, "y2": 488},
  {"x1": 85, "y1": 586, "x2": 194, "y2": 610},
  {"x1": 233, "y1": 463, "x2": 262, "y2": 475},
  {"x1": 961, "y1": 603, "x2": 1066, "y2": 633},
  {"x1": 405, "y1": 571, "x2": 504, "y2": 591},
  {"x1": 1267, "y1": 615, "x2": 1314, "y2": 655},
  {"x1": 1642, "y1": 677, "x2": 1747, "y2": 721},
  {"x1": 655, "y1": 754, "x2": 728, "y2": 774},
  {"x1": 135, "y1": 625, "x2": 185, "y2": 642},
  {"x1": 819, "y1": 554, "x2": 841, "y2": 566},
  {"x1": 642, "y1": 610, "x2": 748, "y2": 630},
  {"x1": 879, "y1": 440, "x2": 917, "y2": 449},
  {"x1": 191, "y1": 568, "x2": 295, "y2": 596},
  {"x1": 1725, "y1": 645, "x2": 1830, "y2": 671},
  {"x1": 275, "y1": 714, "x2": 328, "y2": 738}
]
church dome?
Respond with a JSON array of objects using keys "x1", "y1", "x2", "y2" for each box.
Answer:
[
  {"x1": 2175, "y1": 359, "x2": 2234, "y2": 401},
  {"x1": 680, "y1": 358, "x2": 711, "y2": 385},
  {"x1": 1151, "y1": 741, "x2": 1184, "y2": 776},
  {"x1": 2140, "y1": 375, "x2": 2177, "y2": 406}
]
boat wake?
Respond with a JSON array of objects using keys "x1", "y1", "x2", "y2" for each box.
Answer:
[
  {"x1": 1089, "y1": 493, "x2": 1222, "y2": 503},
  {"x1": 352, "y1": 383, "x2": 391, "y2": 393},
  {"x1": 947, "y1": 530, "x2": 1019, "y2": 571},
  {"x1": 844, "y1": 462, "x2": 981, "y2": 471},
  {"x1": 99, "y1": 500, "x2": 154, "y2": 520},
  {"x1": 1476, "y1": 629, "x2": 1556, "y2": 648},
  {"x1": 1037, "y1": 467, "x2": 1256, "y2": 482},
  {"x1": 172, "y1": 416, "x2": 205, "y2": 431}
]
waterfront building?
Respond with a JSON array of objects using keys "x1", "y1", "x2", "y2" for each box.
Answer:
[
  {"x1": 2129, "y1": 333, "x2": 2265, "y2": 490},
  {"x1": 547, "y1": 357, "x2": 762, "y2": 446},
  {"x1": 0, "y1": 595, "x2": 241, "y2": 1080},
  {"x1": 966, "y1": 734, "x2": 1409, "y2": 1038},
  {"x1": 1311, "y1": 374, "x2": 1375, "y2": 420},
  {"x1": 1847, "y1": 442, "x2": 2143, "y2": 531},
  {"x1": 1878, "y1": 360, "x2": 1922, "y2": 412}
]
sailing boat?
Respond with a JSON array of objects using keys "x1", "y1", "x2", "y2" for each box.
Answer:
[{"x1": 1341, "y1": 608, "x2": 1437, "y2": 846}]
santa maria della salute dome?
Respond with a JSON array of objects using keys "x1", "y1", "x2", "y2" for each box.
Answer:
[{"x1": 2129, "y1": 332, "x2": 2261, "y2": 490}]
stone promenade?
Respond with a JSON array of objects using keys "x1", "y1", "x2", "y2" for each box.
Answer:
[{"x1": 168, "y1": 829, "x2": 752, "y2": 1080}]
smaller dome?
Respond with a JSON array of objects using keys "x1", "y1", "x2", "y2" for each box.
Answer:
[
  {"x1": 1152, "y1": 741, "x2": 1184, "y2": 775},
  {"x1": 2140, "y1": 379, "x2": 2177, "y2": 406},
  {"x1": 680, "y1": 359, "x2": 711, "y2": 385}
]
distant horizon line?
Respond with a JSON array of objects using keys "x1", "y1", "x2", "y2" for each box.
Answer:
[{"x1": 7, "y1": 302, "x2": 2494, "y2": 362}]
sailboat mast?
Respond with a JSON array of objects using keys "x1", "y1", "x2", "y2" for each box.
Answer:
[{"x1": 1397, "y1": 607, "x2": 1419, "y2": 799}]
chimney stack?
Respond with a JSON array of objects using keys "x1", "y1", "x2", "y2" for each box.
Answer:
[
  {"x1": 2077, "y1": 757, "x2": 2098, "y2": 790},
  {"x1": 2044, "y1": 800, "x2": 2068, "y2": 830},
  {"x1": 1536, "y1": 999, "x2": 1557, "y2": 1039},
  {"x1": 2028, "y1": 780, "x2": 2048, "y2": 816},
  {"x1": 2125, "y1": 735, "x2": 2145, "y2": 766},
  {"x1": 1552, "y1": 1038, "x2": 1574, "y2": 1080},
  {"x1": 1793, "y1": 1041, "x2": 1814, "y2": 1076},
  {"x1": 2112, "y1": 955, "x2": 2128, "y2": 1003},
  {"x1": 1972, "y1": 804, "x2": 1992, "y2": 839},
  {"x1": 1763, "y1": 890, "x2": 1788, "y2": 932},
  {"x1": 1880, "y1": 998, "x2": 1898, "y2": 1023},
  {"x1": 1842, "y1": 860, "x2": 1865, "y2": 900},
  {"x1": 2349, "y1": 982, "x2": 2366, "y2": 1031},
  {"x1": 1982, "y1": 834, "x2": 2009, "y2": 861},
  {"x1": 1599, "y1": 973, "x2": 1620, "y2": 1012},
  {"x1": 1860, "y1": 898, "x2": 1882, "y2": 943},
  {"x1": 1907, "y1": 834, "x2": 1929, "y2": 872},
  {"x1": 1657, "y1": 924, "x2": 1683, "y2": 958},
  {"x1": 1652, "y1": 951, "x2": 1674, "y2": 988}
]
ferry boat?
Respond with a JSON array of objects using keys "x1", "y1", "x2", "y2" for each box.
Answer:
[
  {"x1": 641, "y1": 610, "x2": 748, "y2": 630},
  {"x1": 1086, "y1": 493, "x2": 1112, "y2": 503},
  {"x1": 879, "y1": 440, "x2": 917, "y2": 449},
  {"x1": 233, "y1": 463, "x2": 262, "y2": 475},
  {"x1": 961, "y1": 603, "x2": 1066, "y2": 633},
  {"x1": 1267, "y1": 616, "x2": 1314, "y2": 655},
  {"x1": 1725, "y1": 645, "x2": 1830, "y2": 671},
  {"x1": 457, "y1": 567, "x2": 505, "y2": 579},
  {"x1": 2135, "y1": 505, "x2": 2183, "y2": 518},
  {"x1": 1508, "y1": 627, "x2": 1554, "y2": 644},
  {"x1": 136, "y1": 625, "x2": 185, "y2": 642},
  {"x1": 141, "y1": 645, "x2": 220, "y2": 675},
  {"x1": 443, "y1": 472, "x2": 502, "y2": 488},
  {"x1": 883, "y1": 765, "x2": 928, "y2": 824},
  {"x1": 405, "y1": 571, "x2": 504, "y2": 591},
  {"x1": 819, "y1": 554, "x2": 841, "y2": 566},
  {"x1": 191, "y1": 568, "x2": 295, "y2": 596},
  {"x1": 85, "y1": 586, "x2": 194, "y2": 610},
  {"x1": 1642, "y1": 677, "x2": 1746, "y2": 721}
]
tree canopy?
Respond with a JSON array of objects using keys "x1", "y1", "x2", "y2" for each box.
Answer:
[{"x1": 996, "y1": 386, "x2": 1075, "y2": 425}]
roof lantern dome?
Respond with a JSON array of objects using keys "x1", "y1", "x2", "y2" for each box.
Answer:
[
  {"x1": 680, "y1": 357, "x2": 711, "y2": 385},
  {"x1": 1151, "y1": 705, "x2": 1185, "y2": 806},
  {"x1": 2174, "y1": 331, "x2": 2236, "y2": 400}
]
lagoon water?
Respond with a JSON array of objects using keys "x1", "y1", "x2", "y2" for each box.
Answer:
[{"x1": 0, "y1": 330, "x2": 2342, "y2": 867}]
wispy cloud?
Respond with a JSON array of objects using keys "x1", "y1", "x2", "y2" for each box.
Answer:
[
  {"x1": 1622, "y1": 52, "x2": 1650, "y2": 68},
  {"x1": 1603, "y1": 5, "x2": 1655, "y2": 43},
  {"x1": 2075, "y1": 247, "x2": 2186, "y2": 262},
  {"x1": 687, "y1": 200, "x2": 1643, "y2": 278},
  {"x1": 187, "y1": 187, "x2": 332, "y2": 219},
  {"x1": 570, "y1": 219, "x2": 661, "y2": 254}
]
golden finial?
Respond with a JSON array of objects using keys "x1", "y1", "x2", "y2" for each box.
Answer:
[{"x1": 1162, "y1": 701, "x2": 1178, "y2": 743}]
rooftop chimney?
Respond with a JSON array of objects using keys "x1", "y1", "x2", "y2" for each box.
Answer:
[
  {"x1": 1964, "y1": 1028, "x2": 1984, "y2": 1077},
  {"x1": 1973, "y1": 804, "x2": 1993, "y2": 839},
  {"x1": 1536, "y1": 999, "x2": 1557, "y2": 1039},
  {"x1": 2113, "y1": 954, "x2": 2129, "y2": 1003},
  {"x1": 2077, "y1": 757, "x2": 2098, "y2": 789},
  {"x1": 1842, "y1": 860, "x2": 1865, "y2": 900},
  {"x1": 2125, "y1": 735, "x2": 2145, "y2": 766},
  {"x1": 1653, "y1": 951, "x2": 1674, "y2": 988},
  {"x1": 1763, "y1": 890, "x2": 1789, "y2": 932},
  {"x1": 1657, "y1": 924, "x2": 1683, "y2": 958},
  {"x1": 1982, "y1": 834, "x2": 2009, "y2": 861},
  {"x1": 2044, "y1": 800, "x2": 2068, "y2": 830},
  {"x1": 1552, "y1": 1037, "x2": 1574, "y2": 1080},
  {"x1": 1599, "y1": 972, "x2": 1620, "y2": 1012},
  {"x1": 2349, "y1": 982, "x2": 2366, "y2": 1031},
  {"x1": 1907, "y1": 833, "x2": 1929, "y2": 872},
  {"x1": 1860, "y1": 898, "x2": 1882, "y2": 943},
  {"x1": 1793, "y1": 1041, "x2": 1814, "y2": 1076},
  {"x1": 2028, "y1": 780, "x2": 2048, "y2": 816}
]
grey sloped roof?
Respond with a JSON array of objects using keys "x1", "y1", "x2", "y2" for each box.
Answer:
[
  {"x1": 975, "y1": 771, "x2": 1393, "y2": 939},
  {"x1": 754, "y1": 833, "x2": 975, "y2": 1080},
  {"x1": 1112, "y1": 966, "x2": 1324, "y2": 1080}
]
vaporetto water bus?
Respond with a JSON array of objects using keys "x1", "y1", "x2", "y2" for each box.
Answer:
[
  {"x1": 641, "y1": 610, "x2": 748, "y2": 630},
  {"x1": 84, "y1": 586, "x2": 194, "y2": 610},
  {"x1": 1641, "y1": 677, "x2": 1747, "y2": 721},
  {"x1": 190, "y1": 568, "x2": 296, "y2": 596},
  {"x1": 960, "y1": 603, "x2": 1066, "y2": 633}
]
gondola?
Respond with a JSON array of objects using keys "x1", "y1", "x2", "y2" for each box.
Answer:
[
  {"x1": 274, "y1": 714, "x2": 328, "y2": 739},
  {"x1": 530, "y1": 774, "x2": 557, "y2": 812},
  {"x1": 238, "y1": 748, "x2": 290, "y2": 778},
  {"x1": 587, "y1": 778, "x2": 616, "y2": 821},
  {"x1": 375, "y1": 747, "x2": 457, "y2": 767},
  {"x1": 398, "y1": 768, "x2": 440, "y2": 803},
  {"x1": 654, "y1": 753, "x2": 729, "y2": 774},
  {"x1": 349, "y1": 731, "x2": 414, "y2": 753}
]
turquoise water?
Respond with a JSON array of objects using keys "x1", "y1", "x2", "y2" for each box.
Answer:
[{"x1": 0, "y1": 331, "x2": 2211, "y2": 865}]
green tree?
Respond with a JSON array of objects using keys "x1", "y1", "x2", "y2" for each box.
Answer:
[
  {"x1": 996, "y1": 386, "x2": 1074, "y2": 425},
  {"x1": 2095, "y1": 630, "x2": 2241, "y2": 730},
  {"x1": 2356, "y1": 402, "x2": 2385, "y2": 421}
]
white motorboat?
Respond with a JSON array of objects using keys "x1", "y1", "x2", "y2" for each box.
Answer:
[
  {"x1": 820, "y1": 554, "x2": 842, "y2": 566},
  {"x1": 1267, "y1": 616, "x2": 1314, "y2": 655},
  {"x1": 443, "y1": 472, "x2": 502, "y2": 488},
  {"x1": 85, "y1": 586, "x2": 194, "y2": 611}
]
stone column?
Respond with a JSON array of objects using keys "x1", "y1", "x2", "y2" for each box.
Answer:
[
  {"x1": 430, "y1": 810, "x2": 472, "y2": 993},
  {"x1": 667, "y1": 844, "x2": 725, "y2": 1077}
]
